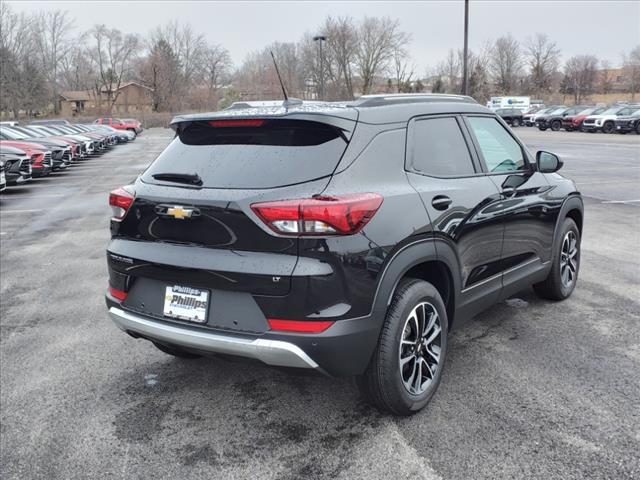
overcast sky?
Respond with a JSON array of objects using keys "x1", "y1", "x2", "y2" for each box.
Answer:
[{"x1": 8, "y1": 1, "x2": 640, "y2": 72}]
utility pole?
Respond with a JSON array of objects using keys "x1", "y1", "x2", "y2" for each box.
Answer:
[
  {"x1": 462, "y1": 0, "x2": 469, "y2": 95},
  {"x1": 313, "y1": 35, "x2": 326, "y2": 101}
]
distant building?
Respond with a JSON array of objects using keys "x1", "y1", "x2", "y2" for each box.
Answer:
[{"x1": 59, "y1": 81, "x2": 154, "y2": 117}]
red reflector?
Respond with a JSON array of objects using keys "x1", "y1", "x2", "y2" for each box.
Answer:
[
  {"x1": 268, "y1": 318, "x2": 334, "y2": 333},
  {"x1": 251, "y1": 193, "x2": 383, "y2": 236},
  {"x1": 109, "y1": 287, "x2": 127, "y2": 301},
  {"x1": 109, "y1": 186, "x2": 135, "y2": 220},
  {"x1": 209, "y1": 119, "x2": 265, "y2": 128}
]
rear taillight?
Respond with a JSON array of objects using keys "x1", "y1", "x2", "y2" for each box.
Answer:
[
  {"x1": 267, "y1": 318, "x2": 334, "y2": 333},
  {"x1": 251, "y1": 193, "x2": 383, "y2": 236},
  {"x1": 109, "y1": 286, "x2": 127, "y2": 301},
  {"x1": 109, "y1": 186, "x2": 135, "y2": 221}
]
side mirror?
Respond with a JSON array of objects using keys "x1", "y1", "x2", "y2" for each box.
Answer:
[{"x1": 536, "y1": 151, "x2": 563, "y2": 173}]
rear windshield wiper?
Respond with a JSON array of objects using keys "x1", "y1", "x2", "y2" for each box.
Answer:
[{"x1": 152, "y1": 172, "x2": 203, "y2": 186}]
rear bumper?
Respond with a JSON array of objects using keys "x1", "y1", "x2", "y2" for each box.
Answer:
[
  {"x1": 106, "y1": 298, "x2": 381, "y2": 377},
  {"x1": 108, "y1": 306, "x2": 320, "y2": 370}
]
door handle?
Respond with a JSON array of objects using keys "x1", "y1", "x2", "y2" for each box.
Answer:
[{"x1": 431, "y1": 195, "x2": 452, "y2": 211}]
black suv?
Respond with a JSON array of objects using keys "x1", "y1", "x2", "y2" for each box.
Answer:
[
  {"x1": 536, "y1": 105, "x2": 589, "y2": 131},
  {"x1": 105, "y1": 94, "x2": 583, "y2": 415}
]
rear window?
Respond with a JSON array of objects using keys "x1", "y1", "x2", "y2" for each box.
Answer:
[{"x1": 142, "y1": 119, "x2": 349, "y2": 189}]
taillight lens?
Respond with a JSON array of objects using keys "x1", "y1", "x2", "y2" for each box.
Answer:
[
  {"x1": 109, "y1": 186, "x2": 135, "y2": 221},
  {"x1": 109, "y1": 286, "x2": 127, "y2": 301},
  {"x1": 251, "y1": 193, "x2": 383, "y2": 236},
  {"x1": 267, "y1": 318, "x2": 334, "y2": 333}
]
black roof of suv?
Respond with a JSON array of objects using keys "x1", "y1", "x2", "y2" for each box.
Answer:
[{"x1": 106, "y1": 93, "x2": 583, "y2": 415}]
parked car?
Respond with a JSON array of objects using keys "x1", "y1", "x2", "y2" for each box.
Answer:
[
  {"x1": 4, "y1": 126, "x2": 72, "y2": 168},
  {"x1": 0, "y1": 160, "x2": 6, "y2": 192},
  {"x1": 19, "y1": 126, "x2": 83, "y2": 159},
  {"x1": 523, "y1": 106, "x2": 562, "y2": 126},
  {"x1": 105, "y1": 94, "x2": 583, "y2": 415},
  {"x1": 562, "y1": 107, "x2": 605, "y2": 131},
  {"x1": 536, "y1": 106, "x2": 590, "y2": 131},
  {"x1": 613, "y1": 108, "x2": 640, "y2": 134},
  {"x1": 86, "y1": 124, "x2": 134, "y2": 143},
  {"x1": 94, "y1": 117, "x2": 142, "y2": 135},
  {"x1": 495, "y1": 108, "x2": 523, "y2": 127},
  {"x1": 30, "y1": 119, "x2": 71, "y2": 126},
  {"x1": 0, "y1": 141, "x2": 52, "y2": 177},
  {"x1": 29, "y1": 125, "x2": 98, "y2": 156},
  {"x1": 581, "y1": 105, "x2": 640, "y2": 133},
  {"x1": 122, "y1": 118, "x2": 143, "y2": 133},
  {"x1": 0, "y1": 145, "x2": 32, "y2": 185}
]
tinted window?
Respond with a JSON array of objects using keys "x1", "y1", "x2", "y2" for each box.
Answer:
[
  {"x1": 142, "y1": 119, "x2": 349, "y2": 189},
  {"x1": 467, "y1": 116, "x2": 526, "y2": 173},
  {"x1": 409, "y1": 117, "x2": 475, "y2": 177}
]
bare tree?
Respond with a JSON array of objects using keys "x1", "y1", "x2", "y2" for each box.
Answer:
[
  {"x1": 89, "y1": 25, "x2": 140, "y2": 114},
  {"x1": 355, "y1": 16, "x2": 410, "y2": 95},
  {"x1": 563, "y1": 55, "x2": 598, "y2": 104},
  {"x1": 524, "y1": 33, "x2": 561, "y2": 97},
  {"x1": 491, "y1": 34, "x2": 523, "y2": 94},
  {"x1": 0, "y1": 5, "x2": 47, "y2": 118},
  {"x1": 202, "y1": 44, "x2": 232, "y2": 108},
  {"x1": 323, "y1": 16, "x2": 357, "y2": 99},
  {"x1": 32, "y1": 10, "x2": 74, "y2": 113},
  {"x1": 622, "y1": 46, "x2": 640, "y2": 101},
  {"x1": 58, "y1": 41, "x2": 95, "y2": 91},
  {"x1": 392, "y1": 43, "x2": 414, "y2": 93},
  {"x1": 436, "y1": 49, "x2": 461, "y2": 93}
]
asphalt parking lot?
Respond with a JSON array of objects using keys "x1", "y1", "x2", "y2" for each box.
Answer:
[{"x1": 1, "y1": 127, "x2": 639, "y2": 479}]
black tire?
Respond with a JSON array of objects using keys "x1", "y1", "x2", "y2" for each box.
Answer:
[
  {"x1": 602, "y1": 121, "x2": 614, "y2": 134},
  {"x1": 534, "y1": 218, "x2": 580, "y2": 301},
  {"x1": 512, "y1": 118, "x2": 520, "y2": 127},
  {"x1": 358, "y1": 278, "x2": 448, "y2": 416},
  {"x1": 551, "y1": 120, "x2": 562, "y2": 131},
  {"x1": 538, "y1": 127, "x2": 547, "y2": 131},
  {"x1": 636, "y1": 123, "x2": 640, "y2": 134},
  {"x1": 565, "y1": 127, "x2": 574, "y2": 132},
  {"x1": 153, "y1": 341, "x2": 202, "y2": 359}
]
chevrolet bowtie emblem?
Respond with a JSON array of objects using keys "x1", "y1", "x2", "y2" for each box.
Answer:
[{"x1": 166, "y1": 206, "x2": 193, "y2": 219}]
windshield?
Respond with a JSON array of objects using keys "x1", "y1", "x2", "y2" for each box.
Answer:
[
  {"x1": 550, "y1": 108, "x2": 566, "y2": 115},
  {"x1": 0, "y1": 128, "x2": 28, "y2": 140},
  {"x1": 578, "y1": 108, "x2": 595, "y2": 115},
  {"x1": 601, "y1": 108, "x2": 621, "y2": 115}
]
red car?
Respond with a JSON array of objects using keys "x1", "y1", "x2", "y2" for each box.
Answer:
[
  {"x1": 562, "y1": 107, "x2": 605, "y2": 131},
  {"x1": 94, "y1": 117, "x2": 142, "y2": 134},
  {"x1": 0, "y1": 140, "x2": 52, "y2": 177}
]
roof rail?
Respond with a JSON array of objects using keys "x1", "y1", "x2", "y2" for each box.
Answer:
[{"x1": 351, "y1": 93, "x2": 477, "y2": 108}]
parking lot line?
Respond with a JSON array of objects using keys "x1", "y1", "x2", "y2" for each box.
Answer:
[
  {"x1": 0, "y1": 209, "x2": 43, "y2": 214},
  {"x1": 601, "y1": 199, "x2": 640, "y2": 204}
]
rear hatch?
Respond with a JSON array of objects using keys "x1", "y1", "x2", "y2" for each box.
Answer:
[{"x1": 108, "y1": 108, "x2": 358, "y2": 324}]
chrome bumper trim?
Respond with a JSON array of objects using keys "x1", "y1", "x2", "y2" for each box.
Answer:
[{"x1": 108, "y1": 307, "x2": 318, "y2": 369}]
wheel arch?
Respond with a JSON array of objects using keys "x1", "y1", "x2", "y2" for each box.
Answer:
[
  {"x1": 553, "y1": 195, "x2": 584, "y2": 251},
  {"x1": 372, "y1": 238, "x2": 462, "y2": 330}
]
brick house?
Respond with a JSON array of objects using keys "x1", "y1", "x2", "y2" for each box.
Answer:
[{"x1": 59, "y1": 81, "x2": 154, "y2": 117}]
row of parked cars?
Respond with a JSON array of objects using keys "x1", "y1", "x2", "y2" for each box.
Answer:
[
  {"x1": 0, "y1": 118, "x2": 142, "y2": 191},
  {"x1": 496, "y1": 105, "x2": 640, "y2": 133}
]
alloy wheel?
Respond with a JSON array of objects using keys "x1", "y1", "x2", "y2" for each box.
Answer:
[
  {"x1": 560, "y1": 231, "x2": 578, "y2": 288},
  {"x1": 399, "y1": 302, "x2": 442, "y2": 395}
]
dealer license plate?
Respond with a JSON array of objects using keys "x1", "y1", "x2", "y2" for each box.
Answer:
[{"x1": 163, "y1": 285, "x2": 209, "y2": 324}]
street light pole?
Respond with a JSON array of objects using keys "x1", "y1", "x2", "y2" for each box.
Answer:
[
  {"x1": 462, "y1": 0, "x2": 469, "y2": 95},
  {"x1": 313, "y1": 35, "x2": 326, "y2": 101}
]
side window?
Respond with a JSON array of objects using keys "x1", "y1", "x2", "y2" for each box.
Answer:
[
  {"x1": 409, "y1": 117, "x2": 475, "y2": 177},
  {"x1": 466, "y1": 116, "x2": 526, "y2": 173}
]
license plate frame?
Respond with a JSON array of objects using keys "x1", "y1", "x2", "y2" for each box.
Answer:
[{"x1": 163, "y1": 285, "x2": 209, "y2": 324}]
